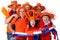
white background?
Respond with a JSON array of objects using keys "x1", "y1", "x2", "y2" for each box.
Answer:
[{"x1": 0, "y1": 0, "x2": 60, "y2": 40}]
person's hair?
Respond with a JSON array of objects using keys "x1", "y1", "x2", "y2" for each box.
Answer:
[
  {"x1": 28, "y1": 20, "x2": 39, "y2": 28},
  {"x1": 42, "y1": 15, "x2": 51, "y2": 20}
]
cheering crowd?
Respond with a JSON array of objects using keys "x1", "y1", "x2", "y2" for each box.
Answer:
[{"x1": 2, "y1": 0, "x2": 58, "y2": 40}]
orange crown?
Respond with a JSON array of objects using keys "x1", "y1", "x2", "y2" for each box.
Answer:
[
  {"x1": 41, "y1": 12, "x2": 54, "y2": 19},
  {"x1": 25, "y1": 10, "x2": 39, "y2": 21}
]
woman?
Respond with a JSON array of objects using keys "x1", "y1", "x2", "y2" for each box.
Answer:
[{"x1": 39, "y1": 12, "x2": 56, "y2": 40}]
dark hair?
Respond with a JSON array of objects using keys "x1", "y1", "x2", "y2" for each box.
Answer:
[{"x1": 28, "y1": 20, "x2": 40, "y2": 28}]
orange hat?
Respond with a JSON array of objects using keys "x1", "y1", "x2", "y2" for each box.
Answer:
[
  {"x1": 25, "y1": 10, "x2": 39, "y2": 21},
  {"x1": 36, "y1": 3, "x2": 41, "y2": 6},
  {"x1": 41, "y1": 12, "x2": 54, "y2": 19},
  {"x1": 24, "y1": 2, "x2": 30, "y2": 6},
  {"x1": 22, "y1": 2, "x2": 32, "y2": 10},
  {"x1": 33, "y1": 3, "x2": 45, "y2": 11},
  {"x1": 8, "y1": 0, "x2": 21, "y2": 9}
]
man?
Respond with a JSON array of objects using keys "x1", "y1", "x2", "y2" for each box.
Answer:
[
  {"x1": 39, "y1": 12, "x2": 56, "y2": 40},
  {"x1": 5, "y1": 0, "x2": 20, "y2": 40},
  {"x1": 8, "y1": 7, "x2": 28, "y2": 40}
]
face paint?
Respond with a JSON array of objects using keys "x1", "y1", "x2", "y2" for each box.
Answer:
[{"x1": 30, "y1": 20, "x2": 35, "y2": 27}]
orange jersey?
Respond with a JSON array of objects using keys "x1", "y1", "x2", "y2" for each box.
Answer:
[
  {"x1": 7, "y1": 27, "x2": 11, "y2": 33},
  {"x1": 15, "y1": 17, "x2": 28, "y2": 33},
  {"x1": 7, "y1": 18, "x2": 16, "y2": 33}
]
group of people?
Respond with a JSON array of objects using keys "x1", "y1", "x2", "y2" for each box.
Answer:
[{"x1": 2, "y1": 0, "x2": 58, "y2": 40}]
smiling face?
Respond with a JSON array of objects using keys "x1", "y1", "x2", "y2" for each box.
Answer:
[
  {"x1": 42, "y1": 16, "x2": 50, "y2": 22},
  {"x1": 30, "y1": 20, "x2": 35, "y2": 27},
  {"x1": 25, "y1": 6, "x2": 30, "y2": 10},
  {"x1": 19, "y1": 8, "x2": 25, "y2": 18}
]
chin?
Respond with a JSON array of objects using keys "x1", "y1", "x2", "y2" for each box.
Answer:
[{"x1": 32, "y1": 25, "x2": 34, "y2": 27}]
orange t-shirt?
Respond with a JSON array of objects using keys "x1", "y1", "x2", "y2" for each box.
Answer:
[
  {"x1": 7, "y1": 18, "x2": 16, "y2": 33},
  {"x1": 15, "y1": 18, "x2": 28, "y2": 33}
]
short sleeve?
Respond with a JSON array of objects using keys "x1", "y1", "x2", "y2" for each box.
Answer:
[{"x1": 10, "y1": 18, "x2": 16, "y2": 24}]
